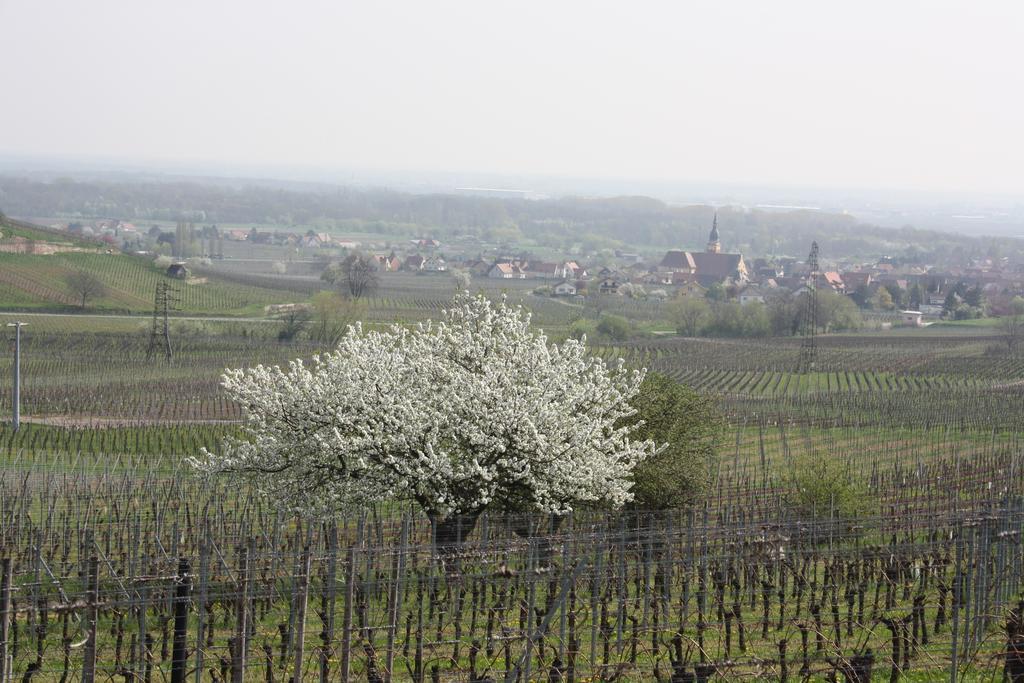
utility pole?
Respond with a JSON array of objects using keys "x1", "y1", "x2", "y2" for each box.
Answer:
[{"x1": 6, "y1": 322, "x2": 27, "y2": 431}]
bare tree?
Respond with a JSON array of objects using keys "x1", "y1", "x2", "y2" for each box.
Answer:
[
  {"x1": 1000, "y1": 314, "x2": 1024, "y2": 351},
  {"x1": 276, "y1": 307, "x2": 310, "y2": 342},
  {"x1": 669, "y1": 296, "x2": 710, "y2": 337},
  {"x1": 451, "y1": 269, "x2": 471, "y2": 291},
  {"x1": 322, "y1": 252, "x2": 379, "y2": 299},
  {"x1": 998, "y1": 296, "x2": 1024, "y2": 352},
  {"x1": 64, "y1": 269, "x2": 107, "y2": 308},
  {"x1": 309, "y1": 291, "x2": 362, "y2": 347}
]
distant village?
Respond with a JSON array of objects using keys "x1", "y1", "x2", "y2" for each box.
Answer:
[{"x1": 42, "y1": 214, "x2": 1024, "y2": 323}]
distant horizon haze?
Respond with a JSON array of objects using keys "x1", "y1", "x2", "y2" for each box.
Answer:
[{"x1": 1, "y1": 150, "x2": 1019, "y2": 206}]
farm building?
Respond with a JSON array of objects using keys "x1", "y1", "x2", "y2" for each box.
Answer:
[
  {"x1": 463, "y1": 259, "x2": 492, "y2": 276},
  {"x1": 166, "y1": 262, "x2": 190, "y2": 279},
  {"x1": 376, "y1": 253, "x2": 402, "y2": 272},
  {"x1": 900, "y1": 310, "x2": 925, "y2": 327},
  {"x1": 303, "y1": 233, "x2": 333, "y2": 248},
  {"x1": 404, "y1": 254, "x2": 426, "y2": 271},
  {"x1": 739, "y1": 286, "x2": 766, "y2": 306},
  {"x1": 488, "y1": 262, "x2": 526, "y2": 279},
  {"x1": 674, "y1": 277, "x2": 707, "y2": 298},
  {"x1": 524, "y1": 261, "x2": 560, "y2": 278},
  {"x1": 842, "y1": 271, "x2": 873, "y2": 291},
  {"x1": 557, "y1": 261, "x2": 586, "y2": 279},
  {"x1": 553, "y1": 279, "x2": 577, "y2": 296},
  {"x1": 814, "y1": 271, "x2": 846, "y2": 293}
]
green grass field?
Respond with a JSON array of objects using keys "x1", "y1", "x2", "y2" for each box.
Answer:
[
  {"x1": 0, "y1": 215, "x2": 101, "y2": 247},
  {"x1": 0, "y1": 251, "x2": 299, "y2": 314}
]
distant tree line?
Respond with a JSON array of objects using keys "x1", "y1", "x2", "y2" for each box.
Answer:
[
  {"x1": 2, "y1": 176, "x2": 1020, "y2": 262},
  {"x1": 668, "y1": 289, "x2": 862, "y2": 339}
]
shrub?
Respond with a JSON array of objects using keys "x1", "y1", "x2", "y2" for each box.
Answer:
[
  {"x1": 953, "y1": 304, "x2": 985, "y2": 320},
  {"x1": 619, "y1": 282, "x2": 647, "y2": 299},
  {"x1": 625, "y1": 373, "x2": 724, "y2": 510},
  {"x1": 783, "y1": 454, "x2": 871, "y2": 523},
  {"x1": 669, "y1": 296, "x2": 710, "y2": 337},
  {"x1": 569, "y1": 318, "x2": 597, "y2": 341},
  {"x1": 596, "y1": 313, "x2": 631, "y2": 341},
  {"x1": 704, "y1": 302, "x2": 769, "y2": 338}
]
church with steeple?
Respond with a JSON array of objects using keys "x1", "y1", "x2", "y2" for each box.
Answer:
[{"x1": 658, "y1": 212, "x2": 748, "y2": 287}]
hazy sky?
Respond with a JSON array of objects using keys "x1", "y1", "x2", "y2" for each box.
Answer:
[{"x1": 2, "y1": 1, "x2": 1023, "y2": 194}]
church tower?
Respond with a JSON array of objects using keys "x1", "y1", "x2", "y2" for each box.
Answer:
[{"x1": 706, "y1": 212, "x2": 721, "y2": 253}]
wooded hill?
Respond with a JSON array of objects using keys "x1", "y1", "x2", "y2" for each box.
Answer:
[{"x1": 2, "y1": 176, "x2": 1020, "y2": 263}]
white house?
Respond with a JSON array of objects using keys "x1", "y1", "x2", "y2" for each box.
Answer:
[
  {"x1": 488, "y1": 263, "x2": 526, "y2": 279},
  {"x1": 900, "y1": 310, "x2": 924, "y2": 327},
  {"x1": 303, "y1": 233, "x2": 332, "y2": 248},
  {"x1": 553, "y1": 280, "x2": 577, "y2": 296},
  {"x1": 423, "y1": 257, "x2": 448, "y2": 273},
  {"x1": 555, "y1": 261, "x2": 586, "y2": 280},
  {"x1": 739, "y1": 287, "x2": 766, "y2": 306}
]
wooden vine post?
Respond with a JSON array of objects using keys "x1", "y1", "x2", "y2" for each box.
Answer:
[
  {"x1": 231, "y1": 547, "x2": 250, "y2": 683},
  {"x1": 170, "y1": 558, "x2": 191, "y2": 683},
  {"x1": 0, "y1": 558, "x2": 12, "y2": 683},
  {"x1": 81, "y1": 555, "x2": 99, "y2": 683},
  {"x1": 292, "y1": 544, "x2": 312, "y2": 682}
]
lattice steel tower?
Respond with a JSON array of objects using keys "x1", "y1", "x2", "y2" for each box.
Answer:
[
  {"x1": 798, "y1": 241, "x2": 819, "y2": 372},
  {"x1": 146, "y1": 282, "x2": 178, "y2": 362}
]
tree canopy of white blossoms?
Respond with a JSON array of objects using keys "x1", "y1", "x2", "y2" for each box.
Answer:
[{"x1": 192, "y1": 294, "x2": 656, "y2": 536}]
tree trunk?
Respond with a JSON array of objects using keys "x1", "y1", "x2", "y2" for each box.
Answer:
[
  {"x1": 430, "y1": 512, "x2": 481, "y2": 551},
  {"x1": 509, "y1": 514, "x2": 565, "y2": 567}
]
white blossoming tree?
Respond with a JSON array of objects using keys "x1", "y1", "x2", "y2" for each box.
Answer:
[{"x1": 193, "y1": 294, "x2": 655, "y2": 545}]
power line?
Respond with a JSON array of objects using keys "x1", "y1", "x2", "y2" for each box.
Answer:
[
  {"x1": 145, "y1": 282, "x2": 179, "y2": 362},
  {"x1": 798, "y1": 241, "x2": 819, "y2": 373}
]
